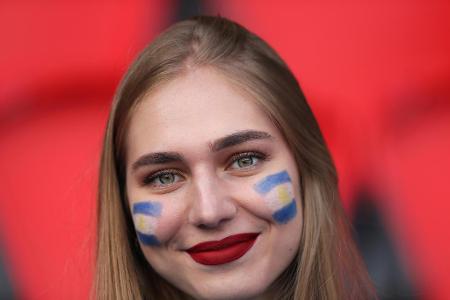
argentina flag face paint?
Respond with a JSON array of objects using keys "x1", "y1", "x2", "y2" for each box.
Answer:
[
  {"x1": 254, "y1": 170, "x2": 297, "y2": 224},
  {"x1": 132, "y1": 201, "x2": 162, "y2": 246}
]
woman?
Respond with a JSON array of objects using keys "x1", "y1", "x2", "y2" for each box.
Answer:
[{"x1": 95, "y1": 16, "x2": 375, "y2": 299}]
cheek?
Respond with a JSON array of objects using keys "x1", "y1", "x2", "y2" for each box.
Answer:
[
  {"x1": 131, "y1": 201, "x2": 163, "y2": 246},
  {"x1": 131, "y1": 199, "x2": 185, "y2": 247},
  {"x1": 253, "y1": 170, "x2": 298, "y2": 224}
]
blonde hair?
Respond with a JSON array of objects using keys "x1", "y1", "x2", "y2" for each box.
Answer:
[{"x1": 95, "y1": 16, "x2": 376, "y2": 300}]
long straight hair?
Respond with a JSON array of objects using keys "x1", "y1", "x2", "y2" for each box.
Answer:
[{"x1": 95, "y1": 16, "x2": 376, "y2": 300}]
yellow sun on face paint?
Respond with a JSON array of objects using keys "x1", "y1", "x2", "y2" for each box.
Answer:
[
  {"x1": 136, "y1": 215, "x2": 154, "y2": 232},
  {"x1": 276, "y1": 185, "x2": 291, "y2": 205}
]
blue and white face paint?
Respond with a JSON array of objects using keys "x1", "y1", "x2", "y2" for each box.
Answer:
[
  {"x1": 254, "y1": 170, "x2": 297, "y2": 224},
  {"x1": 132, "y1": 201, "x2": 162, "y2": 246}
]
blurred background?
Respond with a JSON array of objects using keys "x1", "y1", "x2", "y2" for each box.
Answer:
[{"x1": 0, "y1": 0, "x2": 449, "y2": 299}]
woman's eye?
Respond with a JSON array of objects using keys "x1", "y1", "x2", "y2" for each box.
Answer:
[
  {"x1": 229, "y1": 152, "x2": 265, "y2": 170},
  {"x1": 158, "y1": 173, "x2": 176, "y2": 184},
  {"x1": 144, "y1": 171, "x2": 183, "y2": 187},
  {"x1": 237, "y1": 156, "x2": 257, "y2": 168}
]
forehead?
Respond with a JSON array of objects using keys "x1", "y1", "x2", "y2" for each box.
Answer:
[{"x1": 126, "y1": 67, "x2": 280, "y2": 158}]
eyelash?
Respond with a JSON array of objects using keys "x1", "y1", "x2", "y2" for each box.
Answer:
[{"x1": 141, "y1": 150, "x2": 269, "y2": 187}]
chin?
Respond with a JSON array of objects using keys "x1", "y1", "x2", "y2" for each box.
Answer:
[
  {"x1": 188, "y1": 285, "x2": 266, "y2": 300},
  {"x1": 181, "y1": 272, "x2": 272, "y2": 300}
]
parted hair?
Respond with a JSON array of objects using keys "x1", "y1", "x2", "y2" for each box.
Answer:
[{"x1": 95, "y1": 15, "x2": 376, "y2": 300}]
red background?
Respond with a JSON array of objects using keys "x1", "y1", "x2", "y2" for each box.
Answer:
[{"x1": 0, "y1": 1, "x2": 449, "y2": 299}]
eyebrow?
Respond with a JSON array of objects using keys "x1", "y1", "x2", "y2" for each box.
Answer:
[
  {"x1": 131, "y1": 130, "x2": 273, "y2": 172},
  {"x1": 211, "y1": 130, "x2": 273, "y2": 152},
  {"x1": 132, "y1": 152, "x2": 183, "y2": 172}
]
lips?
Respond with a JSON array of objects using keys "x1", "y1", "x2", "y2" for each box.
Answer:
[{"x1": 186, "y1": 233, "x2": 259, "y2": 265}]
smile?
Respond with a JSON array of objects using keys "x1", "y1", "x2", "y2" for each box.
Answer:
[{"x1": 186, "y1": 233, "x2": 260, "y2": 265}]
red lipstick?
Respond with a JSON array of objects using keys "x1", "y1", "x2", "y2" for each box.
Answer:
[{"x1": 186, "y1": 233, "x2": 259, "y2": 265}]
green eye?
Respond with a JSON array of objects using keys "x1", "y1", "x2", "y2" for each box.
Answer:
[
  {"x1": 237, "y1": 156, "x2": 256, "y2": 168},
  {"x1": 143, "y1": 170, "x2": 183, "y2": 187},
  {"x1": 229, "y1": 152, "x2": 265, "y2": 170},
  {"x1": 158, "y1": 173, "x2": 175, "y2": 184}
]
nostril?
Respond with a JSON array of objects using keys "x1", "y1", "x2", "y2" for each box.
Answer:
[
  {"x1": 196, "y1": 216, "x2": 231, "y2": 230},
  {"x1": 198, "y1": 223, "x2": 216, "y2": 230},
  {"x1": 192, "y1": 207, "x2": 237, "y2": 229},
  {"x1": 195, "y1": 214, "x2": 224, "y2": 229}
]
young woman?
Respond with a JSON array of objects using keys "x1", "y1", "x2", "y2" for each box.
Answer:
[{"x1": 95, "y1": 16, "x2": 375, "y2": 300}]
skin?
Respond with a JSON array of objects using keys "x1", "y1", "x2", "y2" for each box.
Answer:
[{"x1": 125, "y1": 67, "x2": 303, "y2": 300}]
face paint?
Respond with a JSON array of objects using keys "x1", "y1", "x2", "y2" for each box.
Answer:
[
  {"x1": 254, "y1": 170, "x2": 297, "y2": 224},
  {"x1": 132, "y1": 201, "x2": 162, "y2": 246}
]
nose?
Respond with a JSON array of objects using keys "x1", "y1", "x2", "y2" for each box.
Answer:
[{"x1": 188, "y1": 172, "x2": 237, "y2": 229}]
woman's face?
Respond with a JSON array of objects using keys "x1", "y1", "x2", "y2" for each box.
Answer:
[{"x1": 125, "y1": 67, "x2": 302, "y2": 300}]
